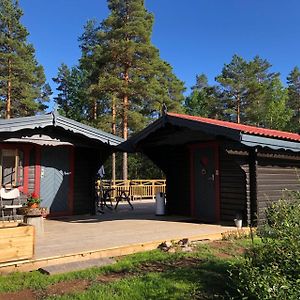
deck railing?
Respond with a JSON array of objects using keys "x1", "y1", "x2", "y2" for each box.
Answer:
[{"x1": 100, "y1": 179, "x2": 166, "y2": 200}]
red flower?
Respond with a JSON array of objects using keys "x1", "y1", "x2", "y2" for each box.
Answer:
[{"x1": 31, "y1": 192, "x2": 38, "y2": 199}]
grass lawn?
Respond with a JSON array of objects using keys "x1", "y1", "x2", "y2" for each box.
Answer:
[{"x1": 0, "y1": 238, "x2": 256, "y2": 300}]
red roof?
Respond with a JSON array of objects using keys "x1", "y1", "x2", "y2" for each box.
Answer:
[{"x1": 167, "y1": 112, "x2": 300, "y2": 142}]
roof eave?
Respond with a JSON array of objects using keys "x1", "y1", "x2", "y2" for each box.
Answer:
[
  {"x1": 241, "y1": 134, "x2": 300, "y2": 152},
  {"x1": 0, "y1": 113, "x2": 123, "y2": 146},
  {"x1": 55, "y1": 114, "x2": 124, "y2": 146}
]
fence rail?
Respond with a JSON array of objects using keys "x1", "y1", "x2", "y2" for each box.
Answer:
[{"x1": 100, "y1": 179, "x2": 166, "y2": 200}]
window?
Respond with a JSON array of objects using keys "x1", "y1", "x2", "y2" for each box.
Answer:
[{"x1": 0, "y1": 149, "x2": 24, "y2": 187}]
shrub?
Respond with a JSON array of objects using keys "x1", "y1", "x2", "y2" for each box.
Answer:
[{"x1": 229, "y1": 192, "x2": 300, "y2": 299}]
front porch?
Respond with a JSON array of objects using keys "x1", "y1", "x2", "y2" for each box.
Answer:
[{"x1": 0, "y1": 200, "x2": 236, "y2": 274}]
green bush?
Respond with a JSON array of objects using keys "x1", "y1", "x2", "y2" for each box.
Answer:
[{"x1": 229, "y1": 192, "x2": 300, "y2": 299}]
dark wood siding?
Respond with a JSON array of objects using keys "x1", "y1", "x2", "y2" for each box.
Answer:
[
  {"x1": 256, "y1": 151, "x2": 300, "y2": 223},
  {"x1": 219, "y1": 148, "x2": 249, "y2": 225}
]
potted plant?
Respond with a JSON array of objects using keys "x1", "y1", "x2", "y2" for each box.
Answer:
[{"x1": 26, "y1": 192, "x2": 41, "y2": 208}]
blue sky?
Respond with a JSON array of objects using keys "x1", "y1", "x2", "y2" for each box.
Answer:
[{"x1": 19, "y1": 0, "x2": 300, "y2": 110}]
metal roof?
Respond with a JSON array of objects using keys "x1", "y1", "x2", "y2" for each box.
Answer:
[
  {"x1": 168, "y1": 112, "x2": 300, "y2": 142},
  {"x1": 0, "y1": 112, "x2": 123, "y2": 146},
  {"x1": 121, "y1": 112, "x2": 300, "y2": 152}
]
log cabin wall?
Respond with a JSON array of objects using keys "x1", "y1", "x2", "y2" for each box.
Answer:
[
  {"x1": 219, "y1": 147, "x2": 250, "y2": 225},
  {"x1": 256, "y1": 150, "x2": 300, "y2": 224}
]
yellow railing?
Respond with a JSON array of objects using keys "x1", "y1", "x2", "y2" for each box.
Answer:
[{"x1": 100, "y1": 179, "x2": 166, "y2": 200}]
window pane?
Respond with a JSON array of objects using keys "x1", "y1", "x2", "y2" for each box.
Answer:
[
  {"x1": 2, "y1": 155, "x2": 16, "y2": 186},
  {"x1": 1, "y1": 149, "x2": 24, "y2": 187},
  {"x1": 17, "y1": 150, "x2": 24, "y2": 186}
]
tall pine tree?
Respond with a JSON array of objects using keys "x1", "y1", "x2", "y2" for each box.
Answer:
[
  {"x1": 216, "y1": 55, "x2": 291, "y2": 129},
  {"x1": 0, "y1": 0, "x2": 50, "y2": 118},
  {"x1": 287, "y1": 66, "x2": 300, "y2": 131},
  {"x1": 81, "y1": 0, "x2": 185, "y2": 179},
  {"x1": 215, "y1": 55, "x2": 248, "y2": 123},
  {"x1": 184, "y1": 74, "x2": 222, "y2": 119}
]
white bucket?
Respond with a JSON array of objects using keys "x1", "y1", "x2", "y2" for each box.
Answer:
[
  {"x1": 234, "y1": 219, "x2": 242, "y2": 229},
  {"x1": 155, "y1": 192, "x2": 166, "y2": 215}
]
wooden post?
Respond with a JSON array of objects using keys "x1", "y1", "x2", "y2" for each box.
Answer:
[{"x1": 152, "y1": 181, "x2": 155, "y2": 200}]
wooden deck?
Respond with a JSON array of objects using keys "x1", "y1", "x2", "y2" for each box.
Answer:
[{"x1": 0, "y1": 200, "x2": 236, "y2": 274}]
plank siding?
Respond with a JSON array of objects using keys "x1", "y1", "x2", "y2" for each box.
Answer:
[
  {"x1": 256, "y1": 152, "x2": 300, "y2": 223},
  {"x1": 219, "y1": 148, "x2": 249, "y2": 225}
]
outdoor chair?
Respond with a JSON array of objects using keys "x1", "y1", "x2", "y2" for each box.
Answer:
[
  {"x1": 0, "y1": 187, "x2": 22, "y2": 221},
  {"x1": 115, "y1": 182, "x2": 134, "y2": 210},
  {"x1": 96, "y1": 179, "x2": 114, "y2": 214}
]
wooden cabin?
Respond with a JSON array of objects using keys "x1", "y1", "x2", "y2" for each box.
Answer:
[
  {"x1": 122, "y1": 112, "x2": 300, "y2": 225},
  {"x1": 0, "y1": 112, "x2": 123, "y2": 216}
]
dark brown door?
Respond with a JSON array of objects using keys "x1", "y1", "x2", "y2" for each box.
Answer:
[{"x1": 191, "y1": 143, "x2": 220, "y2": 222}]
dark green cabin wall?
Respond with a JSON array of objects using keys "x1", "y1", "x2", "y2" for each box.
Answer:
[
  {"x1": 256, "y1": 151, "x2": 300, "y2": 224},
  {"x1": 219, "y1": 148, "x2": 249, "y2": 225}
]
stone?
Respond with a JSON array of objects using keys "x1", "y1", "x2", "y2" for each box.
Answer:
[
  {"x1": 178, "y1": 238, "x2": 189, "y2": 247},
  {"x1": 39, "y1": 258, "x2": 116, "y2": 275},
  {"x1": 181, "y1": 246, "x2": 193, "y2": 253}
]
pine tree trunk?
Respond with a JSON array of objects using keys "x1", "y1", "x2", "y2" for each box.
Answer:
[
  {"x1": 123, "y1": 93, "x2": 128, "y2": 180},
  {"x1": 236, "y1": 95, "x2": 241, "y2": 124},
  {"x1": 112, "y1": 96, "x2": 116, "y2": 183},
  {"x1": 122, "y1": 0, "x2": 130, "y2": 181},
  {"x1": 6, "y1": 58, "x2": 12, "y2": 119},
  {"x1": 122, "y1": 62, "x2": 129, "y2": 180},
  {"x1": 93, "y1": 100, "x2": 97, "y2": 120}
]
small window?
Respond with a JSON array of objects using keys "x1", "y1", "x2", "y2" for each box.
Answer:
[{"x1": 0, "y1": 149, "x2": 24, "y2": 187}]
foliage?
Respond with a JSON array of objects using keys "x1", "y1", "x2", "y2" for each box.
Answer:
[
  {"x1": 104, "y1": 152, "x2": 164, "y2": 179},
  {"x1": 230, "y1": 193, "x2": 300, "y2": 299},
  {"x1": 287, "y1": 66, "x2": 300, "y2": 131},
  {"x1": 52, "y1": 64, "x2": 89, "y2": 122},
  {"x1": 221, "y1": 228, "x2": 255, "y2": 241},
  {"x1": 54, "y1": 1, "x2": 185, "y2": 134},
  {"x1": 0, "y1": 0, "x2": 51, "y2": 118},
  {"x1": 184, "y1": 73, "x2": 223, "y2": 118},
  {"x1": 26, "y1": 192, "x2": 41, "y2": 205},
  {"x1": 54, "y1": 0, "x2": 185, "y2": 179},
  {"x1": 186, "y1": 55, "x2": 293, "y2": 131},
  {"x1": 215, "y1": 55, "x2": 248, "y2": 123}
]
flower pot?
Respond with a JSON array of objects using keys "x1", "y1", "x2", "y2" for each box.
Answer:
[
  {"x1": 27, "y1": 203, "x2": 39, "y2": 208},
  {"x1": 234, "y1": 219, "x2": 242, "y2": 229}
]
